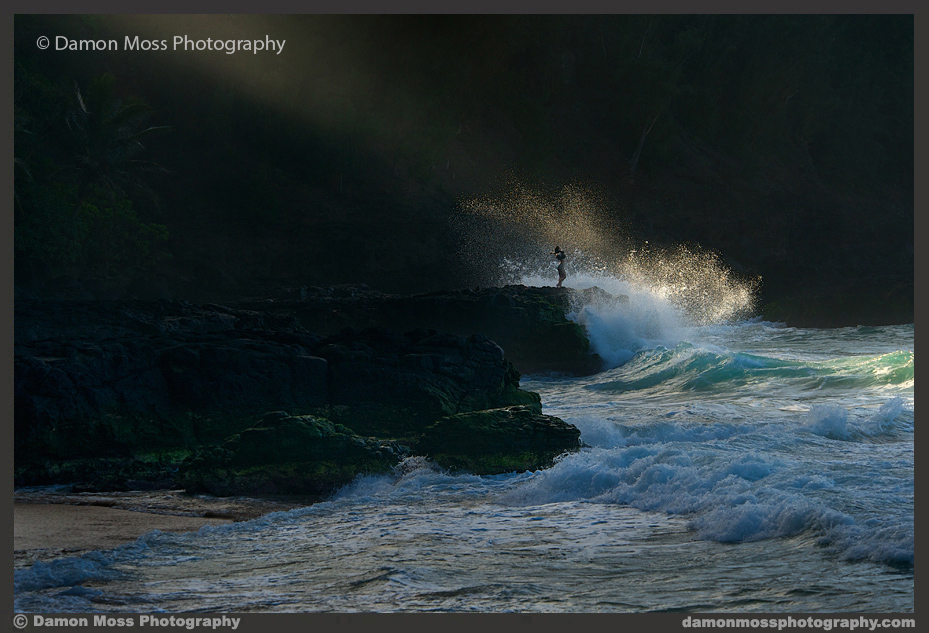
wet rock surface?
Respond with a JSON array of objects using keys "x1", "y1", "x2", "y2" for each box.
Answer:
[
  {"x1": 416, "y1": 405, "x2": 582, "y2": 476},
  {"x1": 177, "y1": 412, "x2": 408, "y2": 497}
]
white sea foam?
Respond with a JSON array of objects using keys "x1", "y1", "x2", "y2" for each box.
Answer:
[
  {"x1": 799, "y1": 397, "x2": 911, "y2": 441},
  {"x1": 802, "y1": 404, "x2": 851, "y2": 439},
  {"x1": 494, "y1": 437, "x2": 910, "y2": 565}
]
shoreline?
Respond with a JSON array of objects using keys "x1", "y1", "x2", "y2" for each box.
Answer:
[{"x1": 14, "y1": 488, "x2": 315, "y2": 570}]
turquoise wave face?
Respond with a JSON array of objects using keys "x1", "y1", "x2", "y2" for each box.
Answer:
[{"x1": 588, "y1": 345, "x2": 914, "y2": 395}]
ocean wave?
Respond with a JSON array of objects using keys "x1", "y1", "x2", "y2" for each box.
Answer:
[
  {"x1": 14, "y1": 546, "x2": 134, "y2": 594},
  {"x1": 799, "y1": 397, "x2": 913, "y2": 441},
  {"x1": 585, "y1": 344, "x2": 914, "y2": 396},
  {"x1": 496, "y1": 432, "x2": 912, "y2": 567},
  {"x1": 572, "y1": 415, "x2": 756, "y2": 449}
]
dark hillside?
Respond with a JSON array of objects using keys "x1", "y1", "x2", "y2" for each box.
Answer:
[{"x1": 13, "y1": 14, "x2": 913, "y2": 326}]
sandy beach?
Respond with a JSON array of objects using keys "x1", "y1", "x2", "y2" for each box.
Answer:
[
  {"x1": 13, "y1": 489, "x2": 313, "y2": 570},
  {"x1": 14, "y1": 502, "x2": 232, "y2": 569}
]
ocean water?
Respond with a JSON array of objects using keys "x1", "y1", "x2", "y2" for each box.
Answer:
[{"x1": 14, "y1": 274, "x2": 914, "y2": 613}]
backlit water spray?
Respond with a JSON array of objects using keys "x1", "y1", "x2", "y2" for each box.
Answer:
[{"x1": 454, "y1": 183, "x2": 760, "y2": 365}]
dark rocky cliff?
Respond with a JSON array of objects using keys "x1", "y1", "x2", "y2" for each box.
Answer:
[{"x1": 14, "y1": 288, "x2": 595, "y2": 494}]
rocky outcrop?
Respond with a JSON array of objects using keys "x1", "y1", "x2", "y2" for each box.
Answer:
[
  {"x1": 234, "y1": 284, "x2": 614, "y2": 375},
  {"x1": 14, "y1": 327, "x2": 329, "y2": 462},
  {"x1": 315, "y1": 327, "x2": 539, "y2": 438},
  {"x1": 14, "y1": 294, "x2": 580, "y2": 494},
  {"x1": 416, "y1": 405, "x2": 582, "y2": 475},
  {"x1": 177, "y1": 412, "x2": 407, "y2": 496}
]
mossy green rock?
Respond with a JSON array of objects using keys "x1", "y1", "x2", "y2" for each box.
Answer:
[
  {"x1": 178, "y1": 412, "x2": 406, "y2": 496},
  {"x1": 14, "y1": 450, "x2": 190, "y2": 492},
  {"x1": 417, "y1": 405, "x2": 581, "y2": 475}
]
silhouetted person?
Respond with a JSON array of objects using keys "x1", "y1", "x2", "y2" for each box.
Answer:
[{"x1": 552, "y1": 246, "x2": 567, "y2": 287}]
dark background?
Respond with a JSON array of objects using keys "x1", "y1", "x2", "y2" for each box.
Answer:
[{"x1": 13, "y1": 14, "x2": 914, "y2": 325}]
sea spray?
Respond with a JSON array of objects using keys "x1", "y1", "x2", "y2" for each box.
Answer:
[{"x1": 454, "y1": 182, "x2": 759, "y2": 365}]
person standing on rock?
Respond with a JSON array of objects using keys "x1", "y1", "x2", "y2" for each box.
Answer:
[{"x1": 552, "y1": 246, "x2": 567, "y2": 288}]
